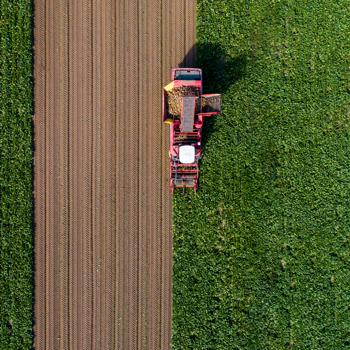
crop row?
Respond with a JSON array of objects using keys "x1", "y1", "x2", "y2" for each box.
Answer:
[
  {"x1": 172, "y1": 0, "x2": 350, "y2": 349},
  {"x1": 0, "y1": 1, "x2": 33, "y2": 348}
]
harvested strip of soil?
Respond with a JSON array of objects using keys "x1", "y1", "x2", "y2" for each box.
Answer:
[{"x1": 33, "y1": 0, "x2": 196, "y2": 348}]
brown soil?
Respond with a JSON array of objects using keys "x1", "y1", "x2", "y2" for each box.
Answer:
[{"x1": 32, "y1": 0, "x2": 196, "y2": 349}]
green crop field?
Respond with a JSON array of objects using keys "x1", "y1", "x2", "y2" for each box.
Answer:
[
  {"x1": 172, "y1": 0, "x2": 350, "y2": 349},
  {"x1": 0, "y1": 0, "x2": 33, "y2": 348}
]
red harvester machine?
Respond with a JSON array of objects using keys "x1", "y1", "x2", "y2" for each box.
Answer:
[{"x1": 162, "y1": 68, "x2": 221, "y2": 194}]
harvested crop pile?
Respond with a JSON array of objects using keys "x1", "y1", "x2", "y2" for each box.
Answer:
[
  {"x1": 195, "y1": 96, "x2": 207, "y2": 114},
  {"x1": 175, "y1": 133, "x2": 188, "y2": 141},
  {"x1": 166, "y1": 86, "x2": 200, "y2": 117}
]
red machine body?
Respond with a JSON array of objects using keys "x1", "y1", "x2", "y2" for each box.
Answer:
[{"x1": 162, "y1": 68, "x2": 221, "y2": 194}]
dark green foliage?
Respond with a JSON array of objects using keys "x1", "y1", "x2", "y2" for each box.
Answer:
[
  {"x1": 172, "y1": 0, "x2": 350, "y2": 348},
  {"x1": 0, "y1": 1, "x2": 33, "y2": 348}
]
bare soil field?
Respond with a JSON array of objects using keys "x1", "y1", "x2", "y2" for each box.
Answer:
[{"x1": 32, "y1": 0, "x2": 195, "y2": 348}]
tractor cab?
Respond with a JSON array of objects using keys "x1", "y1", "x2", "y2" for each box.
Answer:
[
  {"x1": 162, "y1": 68, "x2": 221, "y2": 194},
  {"x1": 173, "y1": 69, "x2": 201, "y2": 81}
]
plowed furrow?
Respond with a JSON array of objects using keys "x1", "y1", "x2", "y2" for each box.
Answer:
[
  {"x1": 115, "y1": 0, "x2": 126, "y2": 348},
  {"x1": 68, "y1": 0, "x2": 79, "y2": 349},
  {"x1": 138, "y1": 0, "x2": 148, "y2": 348},
  {"x1": 160, "y1": 1, "x2": 172, "y2": 347},
  {"x1": 185, "y1": 0, "x2": 196, "y2": 67},
  {"x1": 102, "y1": 0, "x2": 117, "y2": 348},
  {"x1": 147, "y1": 1, "x2": 161, "y2": 348},
  {"x1": 45, "y1": 1, "x2": 56, "y2": 348},
  {"x1": 57, "y1": 1, "x2": 69, "y2": 349},
  {"x1": 92, "y1": 0, "x2": 102, "y2": 347},
  {"x1": 125, "y1": 1, "x2": 139, "y2": 348},
  {"x1": 81, "y1": 0, "x2": 93, "y2": 347},
  {"x1": 33, "y1": 0, "x2": 45, "y2": 347}
]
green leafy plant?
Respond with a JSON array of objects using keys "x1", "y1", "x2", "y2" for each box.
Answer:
[
  {"x1": 0, "y1": 1, "x2": 33, "y2": 348},
  {"x1": 172, "y1": 1, "x2": 350, "y2": 349}
]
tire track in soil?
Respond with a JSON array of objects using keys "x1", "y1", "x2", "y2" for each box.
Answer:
[
  {"x1": 138, "y1": 1, "x2": 148, "y2": 348},
  {"x1": 92, "y1": 0, "x2": 102, "y2": 347},
  {"x1": 33, "y1": 1, "x2": 196, "y2": 349},
  {"x1": 56, "y1": 0, "x2": 69, "y2": 348}
]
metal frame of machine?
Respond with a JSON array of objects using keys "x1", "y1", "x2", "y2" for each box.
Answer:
[{"x1": 162, "y1": 68, "x2": 221, "y2": 194}]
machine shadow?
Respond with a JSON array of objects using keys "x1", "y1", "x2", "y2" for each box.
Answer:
[
  {"x1": 178, "y1": 44, "x2": 197, "y2": 69},
  {"x1": 177, "y1": 42, "x2": 247, "y2": 92},
  {"x1": 197, "y1": 42, "x2": 247, "y2": 94},
  {"x1": 191, "y1": 42, "x2": 248, "y2": 154}
]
